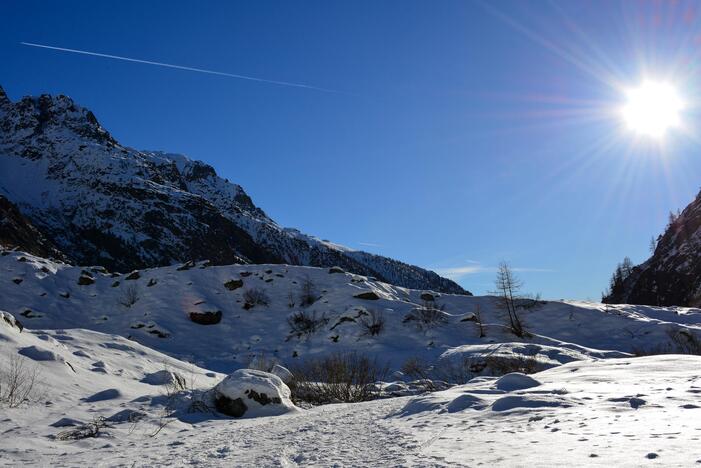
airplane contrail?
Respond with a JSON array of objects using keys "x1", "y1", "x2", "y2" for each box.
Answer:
[{"x1": 21, "y1": 41, "x2": 340, "y2": 94}]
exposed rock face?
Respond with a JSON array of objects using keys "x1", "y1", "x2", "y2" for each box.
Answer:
[
  {"x1": 604, "y1": 190, "x2": 701, "y2": 306},
  {"x1": 0, "y1": 86, "x2": 469, "y2": 294},
  {"x1": 0, "y1": 195, "x2": 66, "y2": 261}
]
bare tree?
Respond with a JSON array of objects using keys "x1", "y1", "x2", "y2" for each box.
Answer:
[
  {"x1": 494, "y1": 261, "x2": 524, "y2": 337},
  {"x1": 0, "y1": 354, "x2": 42, "y2": 408},
  {"x1": 119, "y1": 284, "x2": 140, "y2": 308},
  {"x1": 474, "y1": 304, "x2": 486, "y2": 338}
]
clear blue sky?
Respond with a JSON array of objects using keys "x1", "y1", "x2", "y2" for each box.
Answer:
[{"x1": 3, "y1": 0, "x2": 701, "y2": 299}]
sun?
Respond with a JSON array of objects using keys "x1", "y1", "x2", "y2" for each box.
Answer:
[{"x1": 621, "y1": 81, "x2": 684, "y2": 139}]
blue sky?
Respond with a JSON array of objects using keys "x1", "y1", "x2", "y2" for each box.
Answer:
[{"x1": 3, "y1": 0, "x2": 701, "y2": 299}]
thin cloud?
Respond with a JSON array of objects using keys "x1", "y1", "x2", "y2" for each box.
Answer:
[
  {"x1": 21, "y1": 42, "x2": 341, "y2": 94},
  {"x1": 357, "y1": 242, "x2": 383, "y2": 248},
  {"x1": 434, "y1": 263, "x2": 554, "y2": 280}
]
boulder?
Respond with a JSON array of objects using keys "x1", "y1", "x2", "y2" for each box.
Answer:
[
  {"x1": 141, "y1": 369, "x2": 187, "y2": 388},
  {"x1": 270, "y1": 364, "x2": 294, "y2": 384},
  {"x1": 124, "y1": 271, "x2": 140, "y2": 280},
  {"x1": 189, "y1": 310, "x2": 222, "y2": 325},
  {"x1": 213, "y1": 369, "x2": 297, "y2": 418},
  {"x1": 224, "y1": 279, "x2": 244, "y2": 291},
  {"x1": 328, "y1": 266, "x2": 345, "y2": 274},
  {"x1": 0, "y1": 311, "x2": 23, "y2": 332},
  {"x1": 420, "y1": 292, "x2": 437, "y2": 301},
  {"x1": 77, "y1": 274, "x2": 95, "y2": 285},
  {"x1": 354, "y1": 291, "x2": 380, "y2": 300}
]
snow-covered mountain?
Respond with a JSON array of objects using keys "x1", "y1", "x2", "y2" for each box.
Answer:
[
  {"x1": 0, "y1": 86, "x2": 467, "y2": 295},
  {"x1": 604, "y1": 189, "x2": 701, "y2": 307}
]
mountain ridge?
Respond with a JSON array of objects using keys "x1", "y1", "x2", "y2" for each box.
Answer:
[
  {"x1": 0, "y1": 86, "x2": 469, "y2": 295},
  {"x1": 604, "y1": 188, "x2": 701, "y2": 306}
]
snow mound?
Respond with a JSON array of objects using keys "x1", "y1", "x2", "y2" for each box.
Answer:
[
  {"x1": 495, "y1": 373, "x2": 541, "y2": 391},
  {"x1": 213, "y1": 369, "x2": 297, "y2": 418},
  {"x1": 18, "y1": 345, "x2": 63, "y2": 362},
  {"x1": 446, "y1": 393, "x2": 487, "y2": 413}
]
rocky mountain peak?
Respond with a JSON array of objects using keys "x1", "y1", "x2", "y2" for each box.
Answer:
[{"x1": 0, "y1": 87, "x2": 469, "y2": 295}]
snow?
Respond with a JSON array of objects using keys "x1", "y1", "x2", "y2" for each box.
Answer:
[
  {"x1": 3, "y1": 248, "x2": 701, "y2": 464},
  {"x1": 494, "y1": 372, "x2": 541, "y2": 391}
]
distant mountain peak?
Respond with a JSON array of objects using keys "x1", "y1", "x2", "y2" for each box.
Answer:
[{"x1": 0, "y1": 86, "x2": 469, "y2": 295}]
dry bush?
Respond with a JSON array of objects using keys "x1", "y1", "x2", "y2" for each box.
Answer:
[
  {"x1": 0, "y1": 354, "x2": 42, "y2": 408},
  {"x1": 482, "y1": 355, "x2": 544, "y2": 375},
  {"x1": 243, "y1": 287, "x2": 269, "y2": 308},
  {"x1": 359, "y1": 309, "x2": 386, "y2": 336},
  {"x1": 668, "y1": 329, "x2": 701, "y2": 355},
  {"x1": 298, "y1": 276, "x2": 319, "y2": 307},
  {"x1": 403, "y1": 300, "x2": 447, "y2": 329},
  {"x1": 119, "y1": 284, "x2": 140, "y2": 308},
  {"x1": 634, "y1": 328, "x2": 701, "y2": 356},
  {"x1": 287, "y1": 310, "x2": 328, "y2": 338},
  {"x1": 56, "y1": 416, "x2": 108, "y2": 440},
  {"x1": 289, "y1": 352, "x2": 389, "y2": 404},
  {"x1": 401, "y1": 354, "x2": 544, "y2": 390}
]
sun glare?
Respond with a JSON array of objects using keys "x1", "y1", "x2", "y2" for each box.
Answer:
[{"x1": 621, "y1": 81, "x2": 684, "y2": 139}]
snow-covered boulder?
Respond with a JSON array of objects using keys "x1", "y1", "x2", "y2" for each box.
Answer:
[
  {"x1": 141, "y1": 369, "x2": 186, "y2": 388},
  {"x1": 0, "y1": 310, "x2": 23, "y2": 332},
  {"x1": 213, "y1": 369, "x2": 297, "y2": 418},
  {"x1": 270, "y1": 364, "x2": 293, "y2": 384}
]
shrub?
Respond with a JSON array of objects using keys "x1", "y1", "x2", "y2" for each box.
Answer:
[
  {"x1": 119, "y1": 284, "x2": 140, "y2": 308},
  {"x1": 0, "y1": 354, "x2": 42, "y2": 408},
  {"x1": 634, "y1": 328, "x2": 701, "y2": 356},
  {"x1": 298, "y1": 276, "x2": 318, "y2": 307},
  {"x1": 668, "y1": 328, "x2": 701, "y2": 355},
  {"x1": 401, "y1": 354, "x2": 544, "y2": 390},
  {"x1": 289, "y1": 352, "x2": 389, "y2": 404},
  {"x1": 403, "y1": 300, "x2": 447, "y2": 329},
  {"x1": 287, "y1": 310, "x2": 328, "y2": 338},
  {"x1": 359, "y1": 309, "x2": 385, "y2": 336},
  {"x1": 56, "y1": 417, "x2": 107, "y2": 440},
  {"x1": 242, "y1": 287, "x2": 269, "y2": 309}
]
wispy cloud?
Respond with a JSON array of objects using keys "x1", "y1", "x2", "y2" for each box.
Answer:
[
  {"x1": 357, "y1": 242, "x2": 383, "y2": 248},
  {"x1": 433, "y1": 262, "x2": 554, "y2": 280},
  {"x1": 21, "y1": 42, "x2": 340, "y2": 94}
]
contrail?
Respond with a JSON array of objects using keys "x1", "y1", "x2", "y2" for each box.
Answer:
[{"x1": 21, "y1": 41, "x2": 340, "y2": 94}]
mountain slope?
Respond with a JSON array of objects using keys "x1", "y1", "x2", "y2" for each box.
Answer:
[
  {"x1": 0, "y1": 86, "x2": 467, "y2": 294},
  {"x1": 0, "y1": 195, "x2": 67, "y2": 261},
  {"x1": 4, "y1": 248, "x2": 701, "y2": 373},
  {"x1": 604, "y1": 189, "x2": 701, "y2": 306}
]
